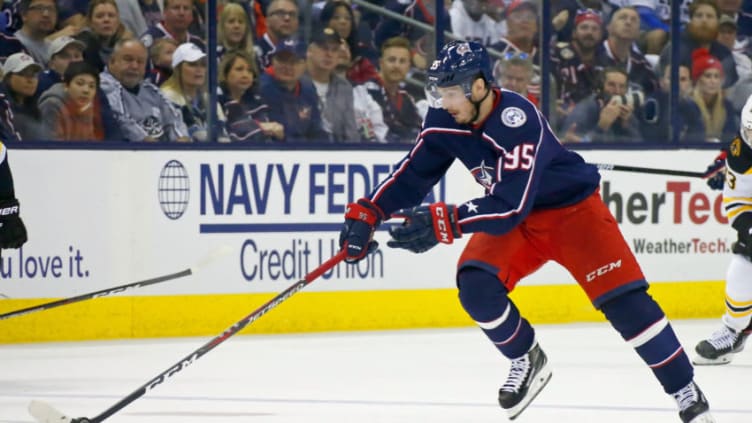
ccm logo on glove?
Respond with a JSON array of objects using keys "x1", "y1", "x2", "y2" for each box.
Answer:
[{"x1": 431, "y1": 203, "x2": 455, "y2": 244}]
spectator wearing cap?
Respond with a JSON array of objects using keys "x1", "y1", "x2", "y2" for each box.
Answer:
[
  {"x1": 13, "y1": 0, "x2": 56, "y2": 65},
  {"x1": 140, "y1": 0, "x2": 205, "y2": 52},
  {"x1": 218, "y1": 49, "x2": 284, "y2": 142},
  {"x1": 690, "y1": 48, "x2": 738, "y2": 141},
  {"x1": 100, "y1": 38, "x2": 189, "y2": 142},
  {"x1": 548, "y1": 0, "x2": 605, "y2": 43},
  {"x1": 660, "y1": 0, "x2": 738, "y2": 89},
  {"x1": 304, "y1": 27, "x2": 358, "y2": 143},
  {"x1": 363, "y1": 36, "x2": 422, "y2": 143},
  {"x1": 0, "y1": 52, "x2": 48, "y2": 140},
  {"x1": 449, "y1": 0, "x2": 505, "y2": 46},
  {"x1": 595, "y1": 6, "x2": 658, "y2": 96},
  {"x1": 551, "y1": 8, "x2": 605, "y2": 123},
  {"x1": 259, "y1": 38, "x2": 328, "y2": 143},
  {"x1": 717, "y1": 13, "x2": 752, "y2": 113},
  {"x1": 490, "y1": 0, "x2": 538, "y2": 60},
  {"x1": 36, "y1": 36, "x2": 85, "y2": 96},
  {"x1": 161, "y1": 43, "x2": 224, "y2": 142},
  {"x1": 258, "y1": 0, "x2": 300, "y2": 68},
  {"x1": 74, "y1": 0, "x2": 135, "y2": 73}
]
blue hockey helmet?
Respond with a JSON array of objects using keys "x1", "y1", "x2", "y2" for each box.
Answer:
[{"x1": 426, "y1": 40, "x2": 493, "y2": 108}]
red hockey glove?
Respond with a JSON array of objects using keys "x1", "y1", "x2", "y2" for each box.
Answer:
[
  {"x1": 339, "y1": 199, "x2": 384, "y2": 263},
  {"x1": 387, "y1": 202, "x2": 461, "y2": 254}
]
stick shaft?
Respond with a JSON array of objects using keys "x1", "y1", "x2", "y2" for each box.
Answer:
[
  {"x1": 0, "y1": 269, "x2": 192, "y2": 321},
  {"x1": 89, "y1": 250, "x2": 347, "y2": 423},
  {"x1": 593, "y1": 163, "x2": 705, "y2": 178}
]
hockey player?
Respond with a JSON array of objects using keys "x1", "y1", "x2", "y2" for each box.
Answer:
[
  {"x1": 0, "y1": 142, "x2": 27, "y2": 249},
  {"x1": 694, "y1": 93, "x2": 752, "y2": 365},
  {"x1": 338, "y1": 41, "x2": 714, "y2": 422}
]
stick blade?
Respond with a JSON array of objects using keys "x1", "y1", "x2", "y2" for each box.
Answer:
[{"x1": 28, "y1": 400, "x2": 74, "y2": 423}]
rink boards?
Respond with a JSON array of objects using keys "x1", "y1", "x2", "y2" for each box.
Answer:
[{"x1": 0, "y1": 148, "x2": 729, "y2": 342}]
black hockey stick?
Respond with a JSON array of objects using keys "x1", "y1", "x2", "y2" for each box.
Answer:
[
  {"x1": 0, "y1": 246, "x2": 232, "y2": 321},
  {"x1": 593, "y1": 163, "x2": 705, "y2": 178},
  {"x1": 28, "y1": 249, "x2": 348, "y2": 423}
]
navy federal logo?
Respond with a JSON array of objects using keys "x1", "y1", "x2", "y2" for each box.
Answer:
[{"x1": 158, "y1": 160, "x2": 190, "y2": 220}]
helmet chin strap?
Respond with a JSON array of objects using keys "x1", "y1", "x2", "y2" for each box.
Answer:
[{"x1": 469, "y1": 81, "x2": 491, "y2": 124}]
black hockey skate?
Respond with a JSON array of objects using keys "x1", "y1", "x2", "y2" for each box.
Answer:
[
  {"x1": 693, "y1": 321, "x2": 752, "y2": 365},
  {"x1": 497, "y1": 342, "x2": 552, "y2": 420},
  {"x1": 672, "y1": 381, "x2": 715, "y2": 423}
]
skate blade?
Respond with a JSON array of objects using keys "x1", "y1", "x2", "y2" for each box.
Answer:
[
  {"x1": 506, "y1": 363, "x2": 552, "y2": 420},
  {"x1": 692, "y1": 353, "x2": 733, "y2": 366},
  {"x1": 688, "y1": 411, "x2": 715, "y2": 423}
]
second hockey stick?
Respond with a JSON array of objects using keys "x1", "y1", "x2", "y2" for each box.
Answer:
[
  {"x1": 0, "y1": 246, "x2": 231, "y2": 321},
  {"x1": 29, "y1": 249, "x2": 347, "y2": 423},
  {"x1": 593, "y1": 163, "x2": 705, "y2": 178}
]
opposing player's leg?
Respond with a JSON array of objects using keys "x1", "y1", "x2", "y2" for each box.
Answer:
[
  {"x1": 694, "y1": 254, "x2": 752, "y2": 365},
  {"x1": 550, "y1": 192, "x2": 714, "y2": 423},
  {"x1": 457, "y1": 230, "x2": 550, "y2": 420}
]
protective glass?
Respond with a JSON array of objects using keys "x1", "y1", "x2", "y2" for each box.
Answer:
[{"x1": 425, "y1": 82, "x2": 471, "y2": 109}]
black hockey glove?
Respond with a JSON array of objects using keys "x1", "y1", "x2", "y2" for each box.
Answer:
[
  {"x1": 0, "y1": 198, "x2": 27, "y2": 249},
  {"x1": 702, "y1": 151, "x2": 727, "y2": 191},
  {"x1": 339, "y1": 198, "x2": 384, "y2": 263},
  {"x1": 387, "y1": 202, "x2": 462, "y2": 254}
]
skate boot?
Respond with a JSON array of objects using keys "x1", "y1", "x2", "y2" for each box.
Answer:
[
  {"x1": 497, "y1": 342, "x2": 552, "y2": 420},
  {"x1": 693, "y1": 322, "x2": 752, "y2": 365},
  {"x1": 672, "y1": 381, "x2": 715, "y2": 423}
]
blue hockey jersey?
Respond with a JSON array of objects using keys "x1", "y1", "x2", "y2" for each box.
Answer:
[{"x1": 369, "y1": 88, "x2": 601, "y2": 235}]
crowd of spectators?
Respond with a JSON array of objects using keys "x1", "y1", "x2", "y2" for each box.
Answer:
[{"x1": 0, "y1": 0, "x2": 750, "y2": 144}]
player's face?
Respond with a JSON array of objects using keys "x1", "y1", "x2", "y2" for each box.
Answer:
[
  {"x1": 436, "y1": 85, "x2": 473, "y2": 123},
  {"x1": 65, "y1": 74, "x2": 97, "y2": 109}
]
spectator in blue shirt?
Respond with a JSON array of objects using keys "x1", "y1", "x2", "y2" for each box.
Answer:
[{"x1": 259, "y1": 38, "x2": 328, "y2": 143}]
